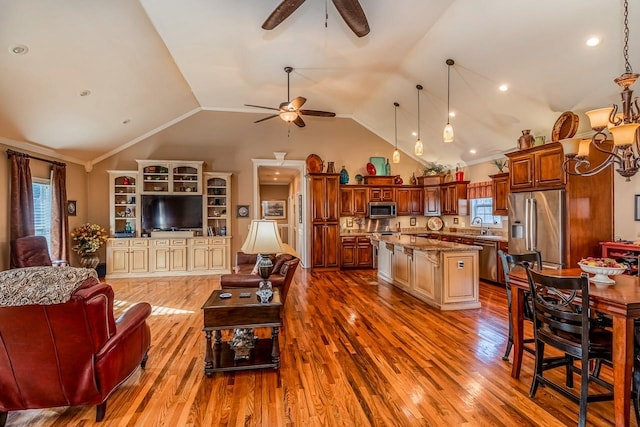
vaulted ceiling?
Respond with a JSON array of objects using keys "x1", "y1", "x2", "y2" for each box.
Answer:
[{"x1": 1, "y1": 0, "x2": 636, "y2": 168}]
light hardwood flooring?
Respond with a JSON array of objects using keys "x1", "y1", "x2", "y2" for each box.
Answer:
[{"x1": 5, "y1": 269, "x2": 631, "y2": 426}]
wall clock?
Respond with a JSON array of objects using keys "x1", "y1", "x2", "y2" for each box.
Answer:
[{"x1": 237, "y1": 205, "x2": 250, "y2": 218}]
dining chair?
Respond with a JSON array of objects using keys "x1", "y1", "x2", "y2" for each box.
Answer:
[
  {"x1": 497, "y1": 250, "x2": 541, "y2": 361},
  {"x1": 525, "y1": 267, "x2": 613, "y2": 427}
]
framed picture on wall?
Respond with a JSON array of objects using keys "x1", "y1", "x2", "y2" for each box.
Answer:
[
  {"x1": 262, "y1": 200, "x2": 286, "y2": 219},
  {"x1": 66, "y1": 200, "x2": 77, "y2": 216},
  {"x1": 635, "y1": 195, "x2": 640, "y2": 221}
]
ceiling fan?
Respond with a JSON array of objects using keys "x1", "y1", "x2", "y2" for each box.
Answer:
[
  {"x1": 245, "y1": 66, "x2": 336, "y2": 128},
  {"x1": 262, "y1": 0, "x2": 370, "y2": 38}
]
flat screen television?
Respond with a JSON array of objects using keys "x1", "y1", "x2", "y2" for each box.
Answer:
[{"x1": 141, "y1": 194, "x2": 202, "y2": 231}]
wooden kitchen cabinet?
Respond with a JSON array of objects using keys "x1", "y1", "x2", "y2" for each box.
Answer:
[
  {"x1": 423, "y1": 186, "x2": 441, "y2": 216},
  {"x1": 396, "y1": 187, "x2": 423, "y2": 216},
  {"x1": 310, "y1": 173, "x2": 340, "y2": 271},
  {"x1": 369, "y1": 187, "x2": 395, "y2": 202},
  {"x1": 340, "y1": 186, "x2": 368, "y2": 217},
  {"x1": 440, "y1": 181, "x2": 469, "y2": 215},
  {"x1": 506, "y1": 143, "x2": 565, "y2": 192},
  {"x1": 489, "y1": 172, "x2": 509, "y2": 216},
  {"x1": 341, "y1": 236, "x2": 373, "y2": 268},
  {"x1": 497, "y1": 241, "x2": 508, "y2": 285}
]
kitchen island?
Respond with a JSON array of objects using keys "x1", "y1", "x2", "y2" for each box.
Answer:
[{"x1": 371, "y1": 234, "x2": 481, "y2": 310}]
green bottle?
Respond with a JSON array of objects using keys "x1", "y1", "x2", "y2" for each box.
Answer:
[{"x1": 385, "y1": 158, "x2": 391, "y2": 176}]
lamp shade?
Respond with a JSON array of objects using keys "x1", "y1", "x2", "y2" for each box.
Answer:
[
  {"x1": 241, "y1": 220, "x2": 284, "y2": 254},
  {"x1": 609, "y1": 123, "x2": 640, "y2": 146},
  {"x1": 585, "y1": 107, "x2": 614, "y2": 130},
  {"x1": 279, "y1": 111, "x2": 298, "y2": 123},
  {"x1": 577, "y1": 139, "x2": 591, "y2": 157},
  {"x1": 443, "y1": 123, "x2": 454, "y2": 143},
  {"x1": 559, "y1": 137, "x2": 582, "y2": 156}
]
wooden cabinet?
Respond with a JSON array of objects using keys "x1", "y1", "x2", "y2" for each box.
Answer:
[
  {"x1": 497, "y1": 241, "x2": 508, "y2": 285},
  {"x1": 150, "y1": 238, "x2": 187, "y2": 273},
  {"x1": 440, "y1": 181, "x2": 469, "y2": 215},
  {"x1": 423, "y1": 186, "x2": 441, "y2": 216},
  {"x1": 340, "y1": 187, "x2": 368, "y2": 217},
  {"x1": 396, "y1": 187, "x2": 423, "y2": 216},
  {"x1": 137, "y1": 160, "x2": 203, "y2": 194},
  {"x1": 377, "y1": 242, "x2": 394, "y2": 282},
  {"x1": 108, "y1": 171, "x2": 139, "y2": 237},
  {"x1": 341, "y1": 236, "x2": 373, "y2": 268},
  {"x1": 189, "y1": 237, "x2": 229, "y2": 272},
  {"x1": 106, "y1": 238, "x2": 148, "y2": 276},
  {"x1": 310, "y1": 173, "x2": 340, "y2": 271},
  {"x1": 489, "y1": 172, "x2": 509, "y2": 216},
  {"x1": 413, "y1": 250, "x2": 437, "y2": 300},
  {"x1": 369, "y1": 187, "x2": 395, "y2": 202},
  {"x1": 506, "y1": 143, "x2": 565, "y2": 192},
  {"x1": 393, "y1": 246, "x2": 413, "y2": 290}
]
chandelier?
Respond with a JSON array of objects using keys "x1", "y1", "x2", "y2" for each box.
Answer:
[{"x1": 561, "y1": 0, "x2": 640, "y2": 181}]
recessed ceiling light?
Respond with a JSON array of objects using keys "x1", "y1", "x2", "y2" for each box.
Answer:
[
  {"x1": 275, "y1": 171, "x2": 280, "y2": 175},
  {"x1": 79, "y1": 90, "x2": 91, "y2": 97},
  {"x1": 499, "y1": 84, "x2": 509, "y2": 92},
  {"x1": 449, "y1": 111, "x2": 456, "y2": 118},
  {"x1": 469, "y1": 149, "x2": 477, "y2": 154},
  {"x1": 9, "y1": 44, "x2": 28, "y2": 55},
  {"x1": 122, "y1": 119, "x2": 131, "y2": 125},
  {"x1": 586, "y1": 36, "x2": 600, "y2": 47},
  {"x1": 273, "y1": 177, "x2": 277, "y2": 181},
  {"x1": 411, "y1": 131, "x2": 417, "y2": 137}
]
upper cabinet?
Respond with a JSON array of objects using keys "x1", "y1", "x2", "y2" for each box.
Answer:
[
  {"x1": 204, "y1": 172, "x2": 232, "y2": 237},
  {"x1": 489, "y1": 173, "x2": 509, "y2": 216},
  {"x1": 137, "y1": 160, "x2": 203, "y2": 194},
  {"x1": 340, "y1": 187, "x2": 368, "y2": 217},
  {"x1": 506, "y1": 143, "x2": 565, "y2": 192},
  {"x1": 440, "y1": 181, "x2": 469, "y2": 215},
  {"x1": 396, "y1": 187, "x2": 423, "y2": 216},
  {"x1": 369, "y1": 187, "x2": 395, "y2": 202}
]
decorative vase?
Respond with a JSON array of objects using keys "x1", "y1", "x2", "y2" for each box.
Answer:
[
  {"x1": 326, "y1": 161, "x2": 336, "y2": 173},
  {"x1": 80, "y1": 253, "x2": 100, "y2": 269},
  {"x1": 385, "y1": 159, "x2": 391, "y2": 176},
  {"x1": 339, "y1": 166, "x2": 349, "y2": 184},
  {"x1": 410, "y1": 173, "x2": 417, "y2": 185},
  {"x1": 518, "y1": 130, "x2": 535, "y2": 150}
]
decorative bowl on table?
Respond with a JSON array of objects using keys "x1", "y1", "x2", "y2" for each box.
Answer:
[{"x1": 578, "y1": 257, "x2": 627, "y2": 285}]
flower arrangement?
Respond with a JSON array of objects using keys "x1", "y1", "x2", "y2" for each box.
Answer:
[{"x1": 71, "y1": 223, "x2": 108, "y2": 256}]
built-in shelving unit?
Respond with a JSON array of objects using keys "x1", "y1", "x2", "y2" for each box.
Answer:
[
  {"x1": 204, "y1": 172, "x2": 232, "y2": 237},
  {"x1": 108, "y1": 171, "x2": 139, "y2": 237},
  {"x1": 137, "y1": 160, "x2": 203, "y2": 194}
]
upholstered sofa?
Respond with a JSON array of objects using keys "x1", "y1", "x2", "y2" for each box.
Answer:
[
  {"x1": 0, "y1": 267, "x2": 151, "y2": 425},
  {"x1": 220, "y1": 252, "x2": 299, "y2": 302}
]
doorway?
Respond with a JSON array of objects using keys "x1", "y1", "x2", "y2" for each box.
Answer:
[{"x1": 251, "y1": 159, "x2": 307, "y2": 267}]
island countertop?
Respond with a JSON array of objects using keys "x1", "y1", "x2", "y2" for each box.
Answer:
[{"x1": 370, "y1": 234, "x2": 481, "y2": 252}]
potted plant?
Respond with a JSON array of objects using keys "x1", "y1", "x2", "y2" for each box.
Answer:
[
  {"x1": 423, "y1": 162, "x2": 446, "y2": 176},
  {"x1": 71, "y1": 223, "x2": 108, "y2": 268},
  {"x1": 492, "y1": 158, "x2": 509, "y2": 173}
]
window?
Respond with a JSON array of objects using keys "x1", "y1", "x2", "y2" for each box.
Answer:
[
  {"x1": 32, "y1": 178, "x2": 52, "y2": 250},
  {"x1": 470, "y1": 197, "x2": 502, "y2": 227}
]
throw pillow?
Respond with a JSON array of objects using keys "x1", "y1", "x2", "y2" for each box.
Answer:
[{"x1": 272, "y1": 254, "x2": 294, "y2": 275}]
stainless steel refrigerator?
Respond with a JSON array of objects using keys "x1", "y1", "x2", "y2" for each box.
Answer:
[{"x1": 508, "y1": 189, "x2": 565, "y2": 269}]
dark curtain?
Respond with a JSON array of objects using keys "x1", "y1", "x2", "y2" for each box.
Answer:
[
  {"x1": 51, "y1": 164, "x2": 69, "y2": 262},
  {"x1": 9, "y1": 155, "x2": 34, "y2": 268}
]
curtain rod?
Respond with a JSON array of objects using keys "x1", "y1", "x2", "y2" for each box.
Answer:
[{"x1": 6, "y1": 149, "x2": 66, "y2": 167}]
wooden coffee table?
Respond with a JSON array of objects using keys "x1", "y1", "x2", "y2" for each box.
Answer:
[{"x1": 201, "y1": 288, "x2": 282, "y2": 376}]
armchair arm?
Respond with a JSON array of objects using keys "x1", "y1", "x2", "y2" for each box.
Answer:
[{"x1": 96, "y1": 302, "x2": 151, "y2": 359}]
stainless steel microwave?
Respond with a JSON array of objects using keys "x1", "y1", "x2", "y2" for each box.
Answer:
[{"x1": 368, "y1": 202, "x2": 397, "y2": 219}]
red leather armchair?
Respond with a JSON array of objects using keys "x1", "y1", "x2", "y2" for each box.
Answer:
[
  {"x1": 11, "y1": 235, "x2": 68, "y2": 267},
  {"x1": 0, "y1": 272, "x2": 151, "y2": 425}
]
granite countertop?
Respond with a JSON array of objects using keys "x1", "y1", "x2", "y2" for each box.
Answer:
[
  {"x1": 340, "y1": 228, "x2": 507, "y2": 242},
  {"x1": 370, "y1": 234, "x2": 481, "y2": 252}
]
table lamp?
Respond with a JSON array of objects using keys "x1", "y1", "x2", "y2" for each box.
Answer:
[{"x1": 241, "y1": 220, "x2": 285, "y2": 302}]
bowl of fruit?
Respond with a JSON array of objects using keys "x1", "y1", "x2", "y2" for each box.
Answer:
[{"x1": 578, "y1": 257, "x2": 627, "y2": 285}]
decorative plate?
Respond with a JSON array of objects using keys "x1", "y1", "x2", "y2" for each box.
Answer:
[
  {"x1": 369, "y1": 157, "x2": 386, "y2": 176},
  {"x1": 366, "y1": 162, "x2": 377, "y2": 175},
  {"x1": 306, "y1": 154, "x2": 324, "y2": 173},
  {"x1": 427, "y1": 217, "x2": 444, "y2": 231},
  {"x1": 551, "y1": 111, "x2": 579, "y2": 142}
]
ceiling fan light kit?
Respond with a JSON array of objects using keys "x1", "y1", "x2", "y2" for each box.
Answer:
[
  {"x1": 393, "y1": 102, "x2": 400, "y2": 164},
  {"x1": 245, "y1": 66, "x2": 335, "y2": 128},
  {"x1": 561, "y1": 0, "x2": 640, "y2": 181},
  {"x1": 415, "y1": 84, "x2": 424, "y2": 155},
  {"x1": 443, "y1": 59, "x2": 455, "y2": 143}
]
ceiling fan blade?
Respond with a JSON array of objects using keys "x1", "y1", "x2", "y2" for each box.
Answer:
[
  {"x1": 262, "y1": 0, "x2": 306, "y2": 30},
  {"x1": 299, "y1": 109, "x2": 336, "y2": 117},
  {"x1": 245, "y1": 104, "x2": 280, "y2": 111},
  {"x1": 331, "y1": 0, "x2": 370, "y2": 37},
  {"x1": 254, "y1": 114, "x2": 279, "y2": 124},
  {"x1": 288, "y1": 96, "x2": 307, "y2": 110},
  {"x1": 293, "y1": 115, "x2": 306, "y2": 127}
]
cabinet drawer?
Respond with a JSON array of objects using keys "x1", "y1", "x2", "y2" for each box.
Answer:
[
  {"x1": 153, "y1": 239, "x2": 170, "y2": 247},
  {"x1": 131, "y1": 239, "x2": 148, "y2": 247},
  {"x1": 191, "y1": 238, "x2": 209, "y2": 246},
  {"x1": 341, "y1": 236, "x2": 357, "y2": 244},
  {"x1": 209, "y1": 238, "x2": 226, "y2": 245},
  {"x1": 110, "y1": 239, "x2": 130, "y2": 247},
  {"x1": 170, "y1": 239, "x2": 187, "y2": 246}
]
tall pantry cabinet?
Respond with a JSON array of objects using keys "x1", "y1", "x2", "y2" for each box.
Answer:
[{"x1": 309, "y1": 173, "x2": 340, "y2": 271}]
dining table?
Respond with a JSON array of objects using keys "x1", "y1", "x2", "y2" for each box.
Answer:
[{"x1": 508, "y1": 268, "x2": 640, "y2": 427}]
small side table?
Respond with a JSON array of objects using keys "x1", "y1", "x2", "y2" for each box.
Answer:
[{"x1": 201, "y1": 288, "x2": 282, "y2": 376}]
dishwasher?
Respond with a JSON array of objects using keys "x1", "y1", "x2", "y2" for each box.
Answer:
[{"x1": 473, "y1": 240, "x2": 497, "y2": 282}]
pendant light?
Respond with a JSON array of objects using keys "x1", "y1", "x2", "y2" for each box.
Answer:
[
  {"x1": 443, "y1": 59, "x2": 455, "y2": 143},
  {"x1": 393, "y1": 102, "x2": 400, "y2": 163},
  {"x1": 415, "y1": 84, "x2": 424, "y2": 155}
]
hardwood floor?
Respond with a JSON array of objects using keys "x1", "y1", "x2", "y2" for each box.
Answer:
[{"x1": 5, "y1": 269, "x2": 630, "y2": 426}]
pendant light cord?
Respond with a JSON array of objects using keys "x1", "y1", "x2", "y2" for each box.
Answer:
[
  {"x1": 394, "y1": 102, "x2": 399, "y2": 148},
  {"x1": 624, "y1": 0, "x2": 632, "y2": 74},
  {"x1": 416, "y1": 85, "x2": 421, "y2": 139},
  {"x1": 446, "y1": 63, "x2": 451, "y2": 123}
]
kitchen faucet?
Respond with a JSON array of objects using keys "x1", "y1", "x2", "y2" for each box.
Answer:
[{"x1": 472, "y1": 216, "x2": 490, "y2": 235}]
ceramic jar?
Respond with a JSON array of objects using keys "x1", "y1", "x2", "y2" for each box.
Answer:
[{"x1": 518, "y1": 130, "x2": 535, "y2": 150}]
